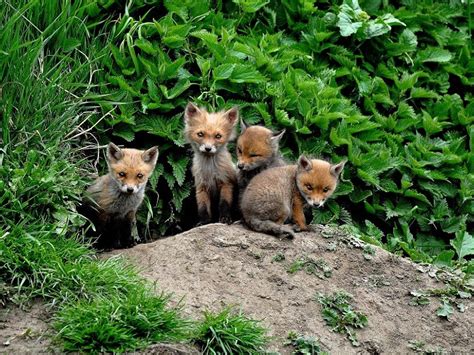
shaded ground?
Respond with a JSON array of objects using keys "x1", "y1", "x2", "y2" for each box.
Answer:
[{"x1": 109, "y1": 223, "x2": 473, "y2": 354}]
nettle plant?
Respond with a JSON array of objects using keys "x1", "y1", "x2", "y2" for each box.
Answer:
[{"x1": 88, "y1": 0, "x2": 473, "y2": 259}]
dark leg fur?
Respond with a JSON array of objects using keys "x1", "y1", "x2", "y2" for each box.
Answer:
[
  {"x1": 244, "y1": 217, "x2": 295, "y2": 239},
  {"x1": 218, "y1": 199, "x2": 232, "y2": 224}
]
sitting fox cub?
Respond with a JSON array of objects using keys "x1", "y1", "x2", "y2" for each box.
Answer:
[
  {"x1": 236, "y1": 120, "x2": 285, "y2": 194},
  {"x1": 184, "y1": 103, "x2": 238, "y2": 225},
  {"x1": 80, "y1": 143, "x2": 158, "y2": 249},
  {"x1": 241, "y1": 156, "x2": 345, "y2": 239}
]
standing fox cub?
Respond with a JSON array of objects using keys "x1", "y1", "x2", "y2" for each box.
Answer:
[
  {"x1": 184, "y1": 103, "x2": 238, "y2": 225},
  {"x1": 236, "y1": 120, "x2": 285, "y2": 194},
  {"x1": 241, "y1": 156, "x2": 345, "y2": 239},
  {"x1": 81, "y1": 143, "x2": 158, "y2": 249}
]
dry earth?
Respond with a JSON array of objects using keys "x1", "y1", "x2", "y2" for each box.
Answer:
[
  {"x1": 2, "y1": 224, "x2": 472, "y2": 354},
  {"x1": 110, "y1": 223, "x2": 473, "y2": 354}
]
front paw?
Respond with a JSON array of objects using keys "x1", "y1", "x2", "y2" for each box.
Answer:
[
  {"x1": 219, "y1": 214, "x2": 233, "y2": 225},
  {"x1": 292, "y1": 224, "x2": 308, "y2": 232},
  {"x1": 278, "y1": 227, "x2": 295, "y2": 239}
]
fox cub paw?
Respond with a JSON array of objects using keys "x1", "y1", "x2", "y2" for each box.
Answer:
[
  {"x1": 219, "y1": 214, "x2": 233, "y2": 225},
  {"x1": 292, "y1": 224, "x2": 317, "y2": 233},
  {"x1": 278, "y1": 226, "x2": 295, "y2": 239}
]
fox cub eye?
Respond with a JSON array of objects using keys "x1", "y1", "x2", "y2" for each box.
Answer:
[
  {"x1": 323, "y1": 186, "x2": 330, "y2": 193},
  {"x1": 237, "y1": 147, "x2": 242, "y2": 154},
  {"x1": 215, "y1": 133, "x2": 222, "y2": 139},
  {"x1": 137, "y1": 173, "x2": 144, "y2": 179},
  {"x1": 118, "y1": 172, "x2": 126, "y2": 177},
  {"x1": 197, "y1": 132, "x2": 204, "y2": 137},
  {"x1": 305, "y1": 184, "x2": 313, "y2": 191},
  {"x1": 249, "y1": 153, "x2": 261, "y2": 158}
]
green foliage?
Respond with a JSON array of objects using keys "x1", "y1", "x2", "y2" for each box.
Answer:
[
  {"x1": 84, "y1": 0, "x2": 473, "y2": 260},
  {"x1": 54, "y1": 289, "x2": 190, "y2": 352},
  {"x1": 315, "y1": 291, "x2": 368, "y2": 347},
  {"x1": 285, "y1": 331, "x2": 328, "y2": 355},
  {"x1": 287, "y1": 256, "x2": 332, "y2": 279},
  {"x1": 194, "y1": 306, "x2": 269, "y2": 354}
]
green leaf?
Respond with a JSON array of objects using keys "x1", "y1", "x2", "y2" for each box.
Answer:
[
  {"x1": 232, "y1": 0, "x2": 269, "y2": 13},
  {"x1": 450, "y1": 231, "x2": 474, "y2": 261},
  {"x1": 417, "y1": 47, "x2": 453, "y2": 63},
  {"x1": 167, "y1": 156, "x2": 190, "y2": 186},
  {"x1": 436, "y1": 300, "x2": 453, "y2": 319}
]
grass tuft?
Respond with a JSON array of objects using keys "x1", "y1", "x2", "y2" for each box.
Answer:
[
  {"x1": 54, "y1": 288, "x2": 190, "y2": 352},
  {"x1": 194, "y1": 306, "x2": 269, "y2": 354}
]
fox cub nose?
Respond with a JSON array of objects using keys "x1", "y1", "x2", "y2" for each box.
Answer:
[
  {"x1": 237, "y1": 163, "x2": 244, "y2": 170},
  {"x1": 127, "y1": 187, "x2": 134, "y2": 193},
  {"x1": 205, "y1": 147, "x2": 212, "y2": 152}
]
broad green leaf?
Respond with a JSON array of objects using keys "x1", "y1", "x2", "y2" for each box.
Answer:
[{"x1": 450, "y1": 231, "x2": 474, "y2": 260}]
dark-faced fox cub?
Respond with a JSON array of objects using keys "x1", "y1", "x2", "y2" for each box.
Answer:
[
  {"x1": 236, "y1": 120, "x2": 285, "y2": 195},
  {"x1": 184, "y1": 103, "x2": 238, "y2": 225},
  {"x1": 80, "y1": 143, "x2": 158, "y2": 249},
  {"x1": 241, "y1": 156, "x2": 345, "y2": 239}
]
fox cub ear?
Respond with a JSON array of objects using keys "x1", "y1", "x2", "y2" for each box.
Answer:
[
  {"x1": 107, "y1": 143, "x2": 123, "y2": 162},
  {"x1": 331, "y1": 160, "x2": 347, "y2": 178},
  {"x1": 270, "y1": 129, "x2": 285, "y2": 147},
  {"x1": 240, "y1": 118, "x2": 248, "y2": 133},
  {"x1": 298, "y1": 155, "x2": 313, "y2": 171},
  {"x1": 184, "y1": 102, "x2": 202, "y2": 123},
  {"x1": 224, "y1": 107, "x2": 239, "y2": 126},
  {"x1": 142, "y1": 146, "x2": 159, "y2": 165}
]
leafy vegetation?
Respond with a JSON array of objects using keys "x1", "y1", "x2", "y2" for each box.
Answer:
[
  {"x1": 315, "y1": 291, "x2": 368, "y2": 346},
  {"x1": 285, "y1": 331, "x2": 328, "y2": 355},
  {"x1": 80, "y1": 0, "x2": 473, "y2": 262},
  {"x1": 194, "y1": 306, "x2": 269, "y2": 354},
  {"x1": 287, "y1": 256, "x2": 332, "y2": 279}
]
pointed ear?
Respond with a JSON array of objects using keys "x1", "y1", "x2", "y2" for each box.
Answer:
[
  {"x1": 107, "y1": 143, "x2": 123, "y2": 162},
  {"x1": 184, "y1": 102, "x2": 202, "y2": 123},
  {"x1": 297, "y1": 155, "x2": 312, "y2": 172},
  {"x1": 240, "y1": 118, "x2": 248, "y2": 133},
  {"x1": 331, "y1": 160, "x2": 346, "y2": 178},
  {"x1": 142, "y1": 146, "x2": 159, "y2": 165},
  {"x1": 270, "y1": 129, "x2": 285, "y2": 146},
  {"x1": 224, "y1": 107, "x2": 239, "y2": 126}
]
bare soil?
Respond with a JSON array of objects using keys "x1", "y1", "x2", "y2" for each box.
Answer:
[
  {"x1": 109, "y1": 223, "x2": 473, "y2": 354},
  {"x1": 0, "y1": 301, "x2": 53, "y2": 354},
  {"x1": 2, "y1": 224, "x2": 472, "y2": 354}
]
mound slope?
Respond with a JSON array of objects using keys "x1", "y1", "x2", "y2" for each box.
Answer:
[{"x1": 110, "y1": 223, "x2": 473, "y2": 354}]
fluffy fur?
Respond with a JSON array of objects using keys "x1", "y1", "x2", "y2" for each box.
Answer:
[
  {"x1": 236, "y1": 120, "x2": 286, "y2": 196},
  {"x1": 184, "y1": 103, "x2": 238, "y2": 224},
  {"x1": 241, "y1": 156, "x2": 345, "y2": 239},
  {"x1": 80, "y1": 143, "x2": 158, "y2": 249}
]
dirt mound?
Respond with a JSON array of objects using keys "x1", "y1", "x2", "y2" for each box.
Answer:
[{"x1": 109, "y1": 223, "x2": 473, "y2": 354}]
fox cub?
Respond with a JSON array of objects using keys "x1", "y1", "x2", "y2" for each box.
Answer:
[
  {"x1": 81, "y1": 143, "x2": 158, "y2": 249},
  {"x1": 241, "y1": 156, "x2": 345, "y2": 239},
  {"x1": 236, "y1": 120, "x2": 286, "y2": 194},
  {"x1": 184, "y1": 103, "x2": 238, "y2": 225}
]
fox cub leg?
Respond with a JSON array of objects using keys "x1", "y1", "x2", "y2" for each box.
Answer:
[
  {"x1": 218, "y1": 182, "x2": 234, "y2": 224},
  {"x1": 245, "y1": 210, "x2": 295, "y2": 239},
  {"x1": 291, "y1": 195, "x2": 309, "y2": 232},
  {"x1": 196, "y1": 185, "x2": 212, "y2": 225}
]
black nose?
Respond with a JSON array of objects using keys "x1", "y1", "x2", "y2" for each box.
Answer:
[
  {"x1": 205, "y1": 147, "x2": 212, "y2": 152},
  {"x1": 127, "y1": 187, "x2": 134, "y2": 193},
  {"x1": 237, "y1": 163, "x2": 244, "y2": 170}
]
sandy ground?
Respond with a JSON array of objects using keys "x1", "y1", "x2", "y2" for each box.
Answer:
[
  {"x1": 109, "y1": 223, "x2": 473, "y2": 354},
  {"x1": 2, "y1": 223, "x2": 472, "y2": 354}
]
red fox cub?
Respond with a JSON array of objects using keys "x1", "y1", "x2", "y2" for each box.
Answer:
[
  {"x1": 236, "y1": 120, "x2": 285, "y2": 194},
  {"x1": 241, "y1": 156, "x2": 345, "y2": 239},
  {"x1": 184, "y1": 102, "x2": 238, "y2": 225},
  {"x1": 81, "y1": 143, "x2": 158, "y2": 249}
]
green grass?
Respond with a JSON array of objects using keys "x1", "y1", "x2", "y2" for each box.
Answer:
[{"x1": 194, "y1": 307, "x2": 270, "y2": 354}]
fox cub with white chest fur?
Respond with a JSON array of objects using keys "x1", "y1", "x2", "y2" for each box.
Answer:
[
  {"x1": 184, "y1": 103, "x2": 238, "y2": 225},
  {"x1": 80, "y1": 143, "x2": 158, "y2": 249},
  {"x1": 241, "y1": 156, "x2": 345, "y2": 239}
]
